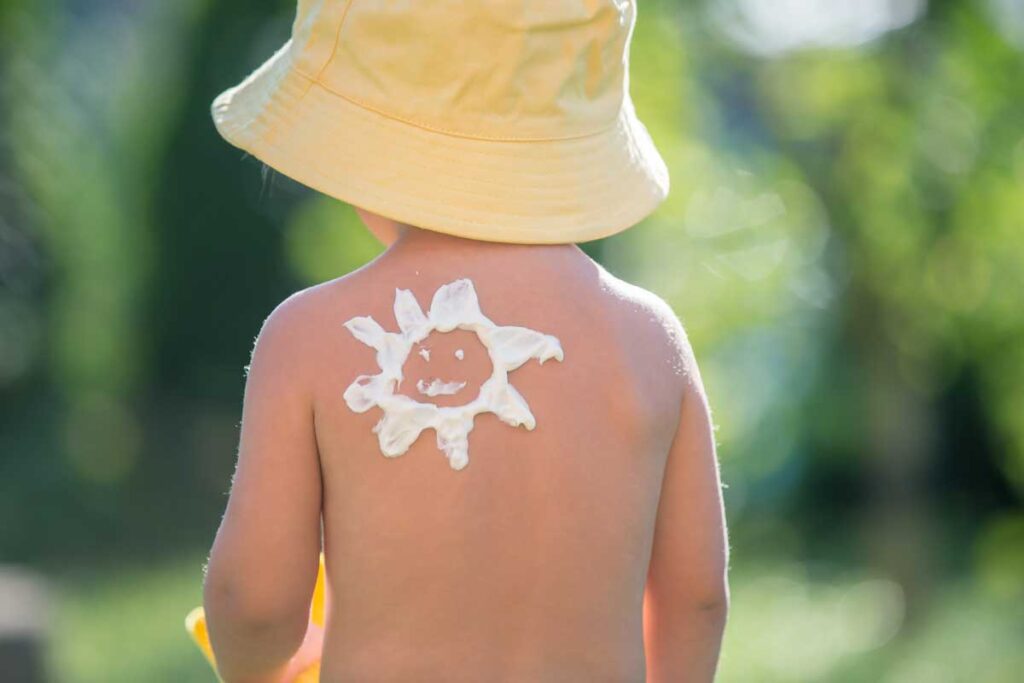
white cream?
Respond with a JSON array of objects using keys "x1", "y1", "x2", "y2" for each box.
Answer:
[
  {"x1": 416, "y1": 378, "x2": 467, "y2": 397},
  {"x1": 342, "y1": 278, "x2": 563, "y2": 470},
  {"x1": 417, "y1": 347, "x2": 431, "y2": 361},
  {"x1": 455, "y1": 349, "x2": 465, "y2": 360}
]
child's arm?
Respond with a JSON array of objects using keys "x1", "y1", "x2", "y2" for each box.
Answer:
[
  {"x1": 642, "y1": 330, "x2": 730, "y2": 683},
  {"x1": 202, "y1": 293, "x2": 324, "y2": 683}
]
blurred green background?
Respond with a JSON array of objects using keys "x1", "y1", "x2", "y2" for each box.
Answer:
[{"x1": 2, "y1": 0, "x2": 1023, "y2": 681}]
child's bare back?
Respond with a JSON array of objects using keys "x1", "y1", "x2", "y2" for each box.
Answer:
[
  {"x1": 259, "y1": 228, "x2": 729, "y2": 681},
  {"x1": 200, "y1": 0, "x2": 727, "y2": 676}
]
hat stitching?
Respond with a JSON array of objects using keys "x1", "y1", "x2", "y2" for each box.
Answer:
[
  {"x1": 309, "y1": 0, "x2": 357, "y2": 84},
  {"x1": 231, "y1": 66, "x2": 666, "y2": 198},
  {"x1": 277, "y1": 88, "x2": 641, "y2": 167},
  {"x1": 241, "y1": 118, "x2": 662, "y2": 234},
  {"x1": 280, "y1": 37, "x2": 622, "y2": 145},
  {"x1": 252, "y1": 84, "x2": 659, "y2": 194},
  {"x1": 290, "y1": 61, "x2": 624, "y2": 144},
  {"x1": 237, "y1": 71, "x2": 671, "y2": 219}
]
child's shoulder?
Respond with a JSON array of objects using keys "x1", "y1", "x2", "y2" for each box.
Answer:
[
  {"x1": 247, "y1": 277, "x2": 352, "y2": 367},
  {"x1": 250, "y1": 265, "x2": 399, "y2": 362},
  {"x1": 587, "y1": 263, "x2": 705, "y2": 399},
  {"x1": 257, "y1": 281, "x2": 333, "y2": 337},
  {"x1": 258, "y1": 269, "x2": 373, "y2": 330},
  {"x1": 595, "y1": 264, "x2": 692, "y2": 353}
]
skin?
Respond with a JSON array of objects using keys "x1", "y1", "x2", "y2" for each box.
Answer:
[{"x1": 203, "y1": 208, "x2": 729, "y2": 683}]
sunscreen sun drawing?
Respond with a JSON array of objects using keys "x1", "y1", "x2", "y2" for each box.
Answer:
[{"x1": 342, "y1": 278, "x2": 564, "y2": 470}]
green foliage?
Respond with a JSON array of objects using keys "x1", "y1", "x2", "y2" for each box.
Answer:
[
  {"x1": 48, "y1": 552, "x2": 211, "y2": 683},
  {"x1": 284, "y1": 197, "x2": 384, "y2": 284}
]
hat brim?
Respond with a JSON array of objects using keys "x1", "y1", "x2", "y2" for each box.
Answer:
[{"x1": 211, "y1": 39, "x2": 669, "y2": 244}]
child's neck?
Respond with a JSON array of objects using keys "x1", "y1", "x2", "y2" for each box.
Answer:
[{"x1": 387, "y1": 224, "x2": 581, "y2": 260}]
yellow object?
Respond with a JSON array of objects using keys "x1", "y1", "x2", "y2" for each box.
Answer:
[
  {"x1": 185, "y1": 551, "x2": 326, "y2": 682},
  {"x1": 210, "y1": 0, "x2": 669, "y2": 245}
]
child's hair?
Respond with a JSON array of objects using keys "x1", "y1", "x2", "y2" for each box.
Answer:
[
  {"x1": 262, "y1": 163, "x2": 278, "y2": 185},
  {"x1": 259, "y1": 162, "x2": 277, "y2": 200}
]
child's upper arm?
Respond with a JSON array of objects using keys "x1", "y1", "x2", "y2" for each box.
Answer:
[
  {"x1": 646, "y1": 311, "x2": 729, "y2": 609},
  {"x1": 203, "y1": 292, "x2": 323, "y2": 629}
]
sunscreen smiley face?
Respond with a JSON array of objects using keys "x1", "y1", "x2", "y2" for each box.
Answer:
[{"x1": 342, "y1": 278, "x2": 563, "y2": 470}]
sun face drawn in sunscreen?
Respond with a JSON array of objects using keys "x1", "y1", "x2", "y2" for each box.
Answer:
[
  {"x1": 342, "y1": 278, "x2": 564, "y2": 470},
  {"x1": 416, "y1": 378, "x2": 466, "y2": 397}
]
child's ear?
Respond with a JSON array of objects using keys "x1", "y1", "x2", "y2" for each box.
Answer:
[{"x1": 353, "y1": 205, "x2": 406, "y2": 246}]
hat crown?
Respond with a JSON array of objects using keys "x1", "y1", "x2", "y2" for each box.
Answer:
[{"x1": 288, "y1": 0, "x2": 636, "y2": 141}]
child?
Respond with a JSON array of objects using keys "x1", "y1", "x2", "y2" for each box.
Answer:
[{"x1": 197, "y1": 1, "x2": 729, "y2": 681}]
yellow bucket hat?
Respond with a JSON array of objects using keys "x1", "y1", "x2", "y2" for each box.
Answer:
[{"x1": 211, "y1": 0, "x2": 669, "y2": 244}]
